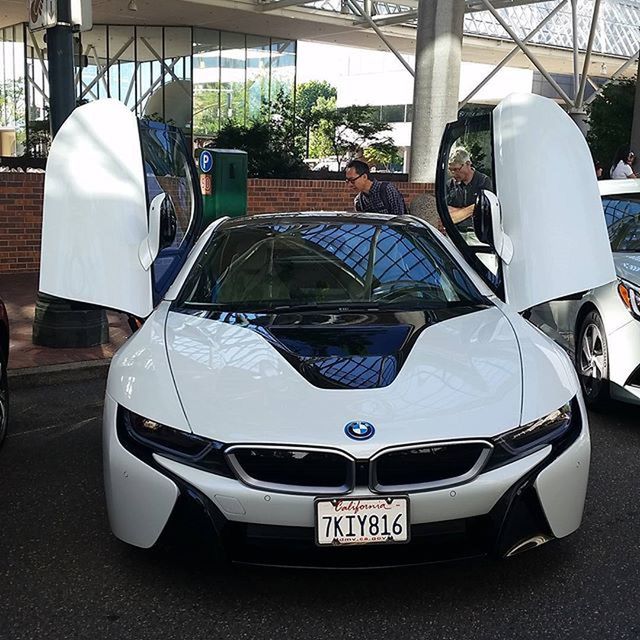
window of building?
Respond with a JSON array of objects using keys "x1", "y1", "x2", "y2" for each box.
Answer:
[{"x1": 0, "y1": 23, "x2": 296, "y2": 157}]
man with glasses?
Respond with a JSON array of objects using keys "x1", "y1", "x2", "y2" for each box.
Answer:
[
  {"x1": 345, "y1": 160, "x2": 407, "y2": 216},
  {"x1": 446, "y1": 147, "x2": 493, "y2": 230}
]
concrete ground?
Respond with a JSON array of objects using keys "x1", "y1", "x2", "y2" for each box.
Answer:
[
  {"x1": 1, "y1": 377, "x2": 639, "y2": 640},
  {"x1": 0, "y1": 271, "x2": 129, "y2": 384}
]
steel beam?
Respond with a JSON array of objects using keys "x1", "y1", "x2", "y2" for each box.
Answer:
[
  {"x1": 86, "y1": 44, "x2": 109, "y2": 95},
  {"x1": 575, "y1": 0, "x2": 602, "y2": 108},
  {"x1": 80, "y1": 36, "x2": 134, "y2": 99},
  {"x1": 466, "y1": 0, "x2": 554, "y2": 10},
  {"x1": 135, "y1": 57, "x2": 183, "y2": 110},
  {"x1": 345, "y1": 0, "x2": 414, "y2": 76},
  {"x1": 571, "y1": 0, "x2": 579, "y2": 99},
  {"x1": 26, "y1": 71, "x2": 49, "y2": 104},
  {"x1": 585, "y1": 49, "x2": 640, "y2": 106},
  {"x1": 257, "y1": 0, "x2": 312, "y2": 11},
  {"x1": 123, "y1": 62, "x2": 139, "y2": 106},
  {"x1": 460, "y1": 0, "x2": 567, "y2": 108},
  {"x1": 139, "y1": 37, "x2": 191, "y2": 96},
  {"x1": 477, "y1": 0, "x2": 574, "y2": 105},
  {"x1": 354, "y1": 10, "x2": 418, "y2": 26}
]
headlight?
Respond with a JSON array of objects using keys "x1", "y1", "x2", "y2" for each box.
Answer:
[
  {"x1": 617, "y1": 279, "x2": 640, "y2": 320},
  {"x1": 118, "y1": 409, "x2": 233, "y2": 477},
  {"x1": 496, "y1": 403, "x2": 572, "y2": 455}
]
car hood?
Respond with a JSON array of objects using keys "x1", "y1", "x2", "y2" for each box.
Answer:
[
  {"x1": 163, "y1": 306, "x2": 525, "y2": 456},
  {"x1": 614, "y1": 253, "x2": 640, "y2": 287}
]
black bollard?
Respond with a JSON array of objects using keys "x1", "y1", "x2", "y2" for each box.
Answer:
[{"x1": 32, "y1": 0, "x2": 109, "y2": 348}]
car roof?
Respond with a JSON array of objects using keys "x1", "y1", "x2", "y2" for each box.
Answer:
[{"x1": 598, "y1": 178, "x2": 640, "y2": 197}]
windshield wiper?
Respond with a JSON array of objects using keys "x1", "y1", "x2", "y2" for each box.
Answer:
[{"x1": 177, "y1": 300, "x2": 489, "y2": 314}]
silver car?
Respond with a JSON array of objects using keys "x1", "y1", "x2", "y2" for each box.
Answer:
[{"x1": 529, "y1": 179, "x2": 640, "y2": 407}]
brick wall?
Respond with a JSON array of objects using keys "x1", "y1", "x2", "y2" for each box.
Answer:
[
  {"x1": 0, "y1": 173, "x2": 44, "y2": 273},
  {"x1": 0, "y1": 173, "x2": 435, "y2": 274},
  {"x1": 248, "y1": 179, "x2": 434, "y2": 214}
]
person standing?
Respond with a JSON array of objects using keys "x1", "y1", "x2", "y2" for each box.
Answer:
[
  {"x1": 610, "y1": 145, "x2": 637, "y2": 179},
  {"x1": 345, "y1": 160, "x2": 407, "y2": 215},
  {"x1": 446, "y1": 147, "x2": 493, "y2": 230}
]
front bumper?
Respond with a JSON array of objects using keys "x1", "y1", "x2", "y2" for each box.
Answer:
[{"x1": 103, "y1": 393, "x2": 590, "y2": 567}]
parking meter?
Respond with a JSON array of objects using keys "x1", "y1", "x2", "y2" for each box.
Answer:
[{"x1": 196, "y1": 148, "x2": 248, "y2": 225}]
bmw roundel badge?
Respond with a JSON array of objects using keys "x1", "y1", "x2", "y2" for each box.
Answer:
[{"x1": 344, "y1": 421, "x2": 375, "y2": 440}]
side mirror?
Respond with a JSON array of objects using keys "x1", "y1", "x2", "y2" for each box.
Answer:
[
  {"x1": 138, "y1": 193, "x2": 178, "y2": 271},
  {"x1": 473, "y1": 191, "x2": 494, "y2": 245},
  {"x1": 159, "y1": 194, "x2": 177, "y2": 250},
  {"x1": 473, "y1": 190, "x2": 513, "y2": 265}
]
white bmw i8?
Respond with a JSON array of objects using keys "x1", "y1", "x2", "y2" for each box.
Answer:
[{"x1": 39, "y1": 94, "x2": 614, "y2": 567}]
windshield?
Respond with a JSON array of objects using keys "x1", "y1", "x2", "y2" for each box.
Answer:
[
  {"x1": 603, "y1": 195, "x2": 640, "y2": 253},
  {"x1": 175, "y1": 219, "x2": 487, "y2": 312}
]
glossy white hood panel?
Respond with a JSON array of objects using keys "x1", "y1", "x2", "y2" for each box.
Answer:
[
  {"x1": 106, "y1": 303, "x2": 190, "y2": 432},
  {"x1": 164, "y1": 307, "x2": 523, "y2": 456},
  {"x1": 498, "y1": 305, "x2": 579, "y2": 425}
]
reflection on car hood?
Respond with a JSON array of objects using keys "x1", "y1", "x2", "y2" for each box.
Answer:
[
  {"x1": 164, "y1": 306, "x2": 524, "y2": 454},
  {"x1": 614, "y1": 253, "x2": 640, "y2": 287}
]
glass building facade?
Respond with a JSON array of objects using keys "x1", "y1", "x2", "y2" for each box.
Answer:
[{"x1": 0, "y1": 24, "x2": 296, "y2": 157}]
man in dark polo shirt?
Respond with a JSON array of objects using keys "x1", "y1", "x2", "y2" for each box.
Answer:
[
  {"x1": 345, "y1": 159, "x2": 408, "y2": 216},
  {"x1": 446, "y1": 147, "x2": 493, "y2": 231}
]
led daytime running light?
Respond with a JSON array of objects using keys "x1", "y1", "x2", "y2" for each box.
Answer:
[
  {"x1": 120, "y1": 409, "x2": 233, "y2": 478},
  {"x1": 498, "y1": 403, "x2": 572, "y2": 454}
]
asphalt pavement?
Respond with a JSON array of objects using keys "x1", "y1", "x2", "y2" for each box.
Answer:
[{"x1": 1, "y1": 377, "x2": 639, "y2": 640}]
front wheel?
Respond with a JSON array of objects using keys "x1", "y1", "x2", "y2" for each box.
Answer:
[{"x1": 577, "y1": 310, "x2": 609, "y2": 409}]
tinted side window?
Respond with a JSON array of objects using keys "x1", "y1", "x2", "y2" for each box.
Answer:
[
  {"x1": 436, "y1": 114, "x2": 501, "y2": 293},
  {"x1": 139, "y1": 122, "x2": 199, "y2": 298}
]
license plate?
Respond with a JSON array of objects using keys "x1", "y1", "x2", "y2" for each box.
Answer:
[{"x1": 315, "y1": 496, "x2": 409, "y2": 546}]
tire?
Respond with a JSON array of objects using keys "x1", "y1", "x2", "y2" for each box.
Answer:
[
  {"x1": 577, "y1": 310, "x2": 610, "y2": 409},
  {"x1": 0, "y1": 344, "x2": 8, "y2": 448}
]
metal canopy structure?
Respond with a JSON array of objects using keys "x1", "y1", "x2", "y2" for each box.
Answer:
[
  {"x1": 256, "y1": 0, "x2": 639, "y2": 115},
  {"x1": 1, "y1": 0, "x2": 638, "y2": 164},
  {"x1": 258, "y1": 0, "x2": 554, "y2": 23},
  {"x1": 256, "y1": 0, "x2": 639, "y2": 58},
  {"x1": 2, "y1": 1, "x2": 637, "y2": 67}
]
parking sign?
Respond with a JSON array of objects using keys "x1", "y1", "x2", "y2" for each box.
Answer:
[{"x1": 199, "y1": 149, "x2": 214, "y2": 174}]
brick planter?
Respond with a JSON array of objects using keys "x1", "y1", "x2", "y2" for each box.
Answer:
[{"x1": 0, "y1": 173, "x2": 434, "y2": 274}]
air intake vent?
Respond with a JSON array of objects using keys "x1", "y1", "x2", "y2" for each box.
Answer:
[
  {"x1": 226, "y1": 446, "x2": 354, "y2": 495},
  {"x1": 626, "y1": 364, "x2": 640, "y2": 388},
  {"x1": 372, "y1": 441, "x2": 492, "y2": 492}
]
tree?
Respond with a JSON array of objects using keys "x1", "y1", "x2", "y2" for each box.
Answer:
[
  {"x1": 193, "y1": 85, "x2": 221, "y2": 136},
  {"x1": 296, "y1": 80, "x2": 337, "y2": 156},
  {"x1": 296, "y1": 81, "x2": 337, "y2": 130},
  {"x1": 296, "y1": 80, "x2": 337, "y2": 122},
  {"x1": 586, "y1": 77, "x2": 637, "y2": 174},
  {"x1": 0, "y1": 79, "x2": 25, "y2": 128},
  {"x1": 207, "y1": 89, "x2": 307, "y2": 178},
  {"x1": 364, "y1": 140, "x2": 403, "y2": 171},
  {"x1": 0, "y1": 78, "x2": 27, "y2": 154},
  {"x1": 312, "y1": 96, "x2": 398, "y2": 168}
]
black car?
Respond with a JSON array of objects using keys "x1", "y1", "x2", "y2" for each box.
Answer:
[{"x1": 0, "y1": 297, "x2": 8, "y2": 448}]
